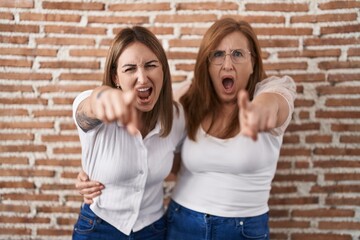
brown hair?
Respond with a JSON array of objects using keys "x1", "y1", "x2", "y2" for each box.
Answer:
[
  {"x1": 103, "y1": 26, "x2": 175, "y2": 137},
  {"x1": 181, "y1": 18, "x2": 266, "y2": 140}
]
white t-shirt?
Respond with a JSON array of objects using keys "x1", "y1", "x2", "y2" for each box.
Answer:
[
  {"x1": 73, "y1": 90, "x2": 186, "y2": 235},
  {"x1": 171, "y1": 76, "x2": 296, "y2": 218}
]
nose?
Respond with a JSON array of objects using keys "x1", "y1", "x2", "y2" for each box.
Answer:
[
  {"x1": 136, "y1": 68, "x2": 148, "y2": 84},
  {"x1": 222, "y1": 54, "x2": 233, "y2": 70}
]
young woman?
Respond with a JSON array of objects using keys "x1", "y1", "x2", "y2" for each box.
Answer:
[
  {"x1": 71, "y1": 26, "x2": 185, "y2": 240},
  {"x1": 167, "y1": 18, "x2": 296, "y2": 240}
]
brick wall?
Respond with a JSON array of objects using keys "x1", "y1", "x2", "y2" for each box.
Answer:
[{"x1": 0, "y1": 0, "x2": 359, "y2": 239}]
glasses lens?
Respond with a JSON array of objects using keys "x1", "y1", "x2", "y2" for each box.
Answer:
[
  {"x1": 231, "y1": 49, "x2": 247, "y2": 63},
  {"x1": 210, "y1": 50, "x2": 225, "y2": 65}
]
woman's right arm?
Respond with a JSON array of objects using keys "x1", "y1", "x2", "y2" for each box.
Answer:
[{"x1": 75, "y1": 86, "x2": 137, "y2": 133}]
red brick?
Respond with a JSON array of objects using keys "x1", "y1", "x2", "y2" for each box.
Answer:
[
  {"x1": 36, "y1": 37, "x2": 95, "y2": 46},
  {"x1": 283, "y1": 135, "x2": 300, "y2": 144},
  {"x1": 348, "y1": 47, "x2": 360, "y2": 56},
  {"x1": 264, "y1": 62, "x2": 308, "y2": 71},
  {"x1": 0, "y1": 133, "x2": 34, "y2": 140},
  {"x1": 328, "y1": 73, "x2": 360, "y2": 82},
  {"x1": 109, "y1": 3, "x2": 170, "y2": 11},
  {"x1": 292, "y1": 208, "x2": 354, "y2": 217},
  {"x1": 288, "y1": 73, "x2": 326, "y2": 82},
  {"x1": 0, "y1": 97, "x2": 47, "y2": 105},
  {"x1": 59, "y1": 73, "x2": 102, "y2": 81},
  {"x1": 291, "y1": 13, "x2": 357, "y2": 23},
  {"x1": 255, "y1": 27, "x2": 312, "y2": 36},
  {"x1": 0, "y1": 24, "x2": 39, "y2": 33},
  {"x1": 0, "y1": 12, "x2": 14, "y2": 20},
  {"x1": 53, "y1": 147, "x2": 81, "y2": 154},
  {"x1": 325, "y1": 173, "x2": 360, "y2": 181},
  {"x1": 269, "y1": 197, "x2": 319, "y2": 205},
  {"x1": 0, "y1": 204, "x2": 30, "y2": 213},
  {"x1": 0, "y1": 121, "x2": 53, "y2": 129},
  {"x1": 278, "y1": 49, "x2": 341, "y2": 58},
  {"x1": 169, "y1": 39, "x2": 201, "y2": 48},
  {"x1": 325, "y1": 98, "x2": 360, "y2": 107},
  {"x1": 331, "y1": 123, "x2": 360, "y2": 132},
  {"x1": 35, "y1": 158, "x2": 80, "y2": 167},
  {"x1": 318, "y1": 60, "x2": 360, "y2": 70},
  {"x1": 287, "y1": 122, "x2": 320, "y2": 132},
  {"x1": 44, "y1": 25, "x2": 106, "y2": 35},
  {"x1": 319, "y1": 221, "x2": 360, "y2": 230},
  {"x1": 39, "y1": 61, "x2": 99, "y2": 69},
  {"x1": 326, "y1": 197, "x2": 360, "y2": 206},
  {"x1": 311, "y1": 184, "x2": 360, "y2": 193},
  {"x1": 155, "y1": 14, "x2": 217, "y2": 23},
  {"x1": 305, "y1": 134, "x2": 332, "y2": 143},
  {"x1": 88, "y1": 16, "x2": 148, "y2": 24},
  {"x1": 316, "y1": 110, "x2": 360, "y2": 119},
  {"x1": 280, "y1": 148, "x2": 311, "y2": 156},
  {"x1": 319, "y1": 1, "x2": 360, "y2": 10},
  {"x1": 294, "y1": 99, "x2": 315, "y2": 107},
  {"x1": 57, "y1": 217, "x2": 77, "y2": 225},
  {"x1": 53, "y1": 97, "x2": 76, "y2": 105},
  {"x1": 304, "y1": 37, "x2": 360, "y2": 46},
  {"x1": 0, "y1": 108, "x2": 28, "y2": 116},
  {"x1": 0, "y1": 181, "x2": 35, "y2": 189},
  {"x1": 340, "y1": 135, "x2": 360, "y2": 143},
  {"x1": 292, "y1": 233, "x2": 352, "y2": 240},
  {"x1": 0, "y1": 228, "x2": 31, "y2": 235},
  {"x1": 33, "y1": 109, "x2": 72, "y2": 117},
  {"x1": 317, "y1": 86, "x2": 360, "y2": 95},
  {"x1": 2, "y1": 193, "x2": 58, "y2": 201},
  {"x1": 273, "y1": 173, "x2": 317, "y2": 182},
  {"x1": 0, "y1": 0, "x2": 33, "y2": 8},
  {"x1": 42, "y1": 1, "x2": 104, "y2": 10},
  {"x1": 41, "y1": 183, "x2": 74, "y2": 191},
  {"x1": 270, "y1": 186, "x2": 297, "y2": 194},
  {"x1": 0, "y1": 157, "x2": 29, "y2": 165},
  {"x1": 0, "y1": 72, "x2": 52, "y2": 80},
  {"x1": 321, "y1": 24, "x2": 360, "y2": 35},
  {"x1": 0, "y1": 36, "x2": 28, "y2": 44},
  {"x1": 314, "y1": 160, "x2": 360, "y2": 169},
  {"x1": 37, "y1": 228, "x2": 72, "y2": 236},
  {"x1": 270, "y1": 220, "x2": 310, "y2": 228},
  {"x1": 0, "y1": 169, "x2": 55, "y2": 177},
  {"x1": 0, "y1": 47, "x2": 57, "y2": 56},
  {"x1": 69, "y1": 49, "x2": 107, "y2": 57},
  {"x1": 20, "y1": 13, "x2": 81, "y2": 22},
  {"x1": 0, "y1": 216, "x2": 50, "y2": 224},
  {"x1": 177, "y1": 2, "x2": 238, "y2": 10},
  {"x1": 222, "y1": 15, "x2": 285, "y2": 24},
  {"x1": 245, "y1": 3, "x2": 309, "y2": 12},
  {"x1": 166, "y1": 51, "x2": 197, "y2": 60},
  {"x1": 41, "y1": 134, "x2": 79, "y2": 142},
  {"x1": 314, "y1": 147, "x2": 360, "y2": 156},
  {"x1": 0, "y1": 145, "x2": 46, "y2": 152}
]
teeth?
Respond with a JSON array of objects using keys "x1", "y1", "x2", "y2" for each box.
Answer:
[{"x1": 138, "y1": 87, "x2": 150, "y2": 92}]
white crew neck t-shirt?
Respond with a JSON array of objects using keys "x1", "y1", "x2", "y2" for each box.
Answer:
[
  {"x1": 171, "y1": 76, "x2": 296, "y2": 218},
  {"x1": 73, "y1": 90, "x2": 186, "y2": 235}
]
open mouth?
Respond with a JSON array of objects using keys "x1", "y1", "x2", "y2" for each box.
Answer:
[
  {"x1": 137, "y1": 87, "x2": 152, "y2": 101},
  {"x1": 222, "y1": 77, "x2": 234, "y2": 91}
]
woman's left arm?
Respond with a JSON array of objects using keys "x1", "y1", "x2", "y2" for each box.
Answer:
[{"x1": 238, "y1": 76, "x2": 296, "y2": 140}]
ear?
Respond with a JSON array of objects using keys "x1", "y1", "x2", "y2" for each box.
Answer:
[{"x1": 112, "y1": 74, "x2": 120, "y2": 88}]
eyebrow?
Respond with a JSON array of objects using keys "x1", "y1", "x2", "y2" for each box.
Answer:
[{"x1": 121, "y1": 59, "x2": 159, "y2": 68}]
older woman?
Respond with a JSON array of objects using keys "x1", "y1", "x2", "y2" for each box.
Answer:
[{"x1": 167, "y1": 18, "x2": 296, "y2": 240}]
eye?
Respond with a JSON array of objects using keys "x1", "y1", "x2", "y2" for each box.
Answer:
[
  {"x1": 123, "y1": 67, "x2": 136, "y2": 73},
  {"x1": 212, "y1": 50, "x2": 225, "y2": 58},
  {"x1": 145, "y1": 63, "x2": 157, "y2": 69},
  {"x1": 232, "y1": 49, "x2": 245, "y2": 58}
]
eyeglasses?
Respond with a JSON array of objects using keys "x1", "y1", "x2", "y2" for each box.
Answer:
[{"x1": 208, "y1": 49, "x2": 252, "y2": 65}]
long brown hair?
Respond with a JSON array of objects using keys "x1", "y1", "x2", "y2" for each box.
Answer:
[
  {"x1": 181, "y1": 18, "x2": 266, "y2": 140},
  {"x1": 103, "y1": 26, "x2": 175, "y2": 137}
]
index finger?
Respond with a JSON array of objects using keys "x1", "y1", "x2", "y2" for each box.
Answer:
[{"x1": 238, "y1": 90, "x2": 249, "y2": 111}]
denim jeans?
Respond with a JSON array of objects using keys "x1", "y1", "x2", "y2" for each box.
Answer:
[
  {"x1": 72, "y1": 204, "x2": 166, "y2": 240},
  {"x1": 166, "y1": 200, "x2": 269, "y2": 240}
]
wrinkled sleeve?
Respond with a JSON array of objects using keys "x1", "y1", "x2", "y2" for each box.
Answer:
[{"x1": 254, "y1": 75, "x2": 297, "y2": 136}]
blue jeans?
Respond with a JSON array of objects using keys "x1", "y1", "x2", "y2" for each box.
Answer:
[
  {"x1": 72, "y1": 204, "x2": 166, "y2": 240},
  {"x1": 166, "y1": 200, "x2": 269, "y2": 240}
]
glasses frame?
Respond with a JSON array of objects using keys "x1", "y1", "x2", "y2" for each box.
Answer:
[{"x1": 208, "y1": 49, "x2": 252, "y2": 65}]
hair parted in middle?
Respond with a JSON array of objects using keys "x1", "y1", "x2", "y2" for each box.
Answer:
[
  {"x1": 181, "y1": 18, "x2": 266, "y2": 140},
  {"x1": 102, "y1": 26, "x2": 175, "y2": 137}
]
